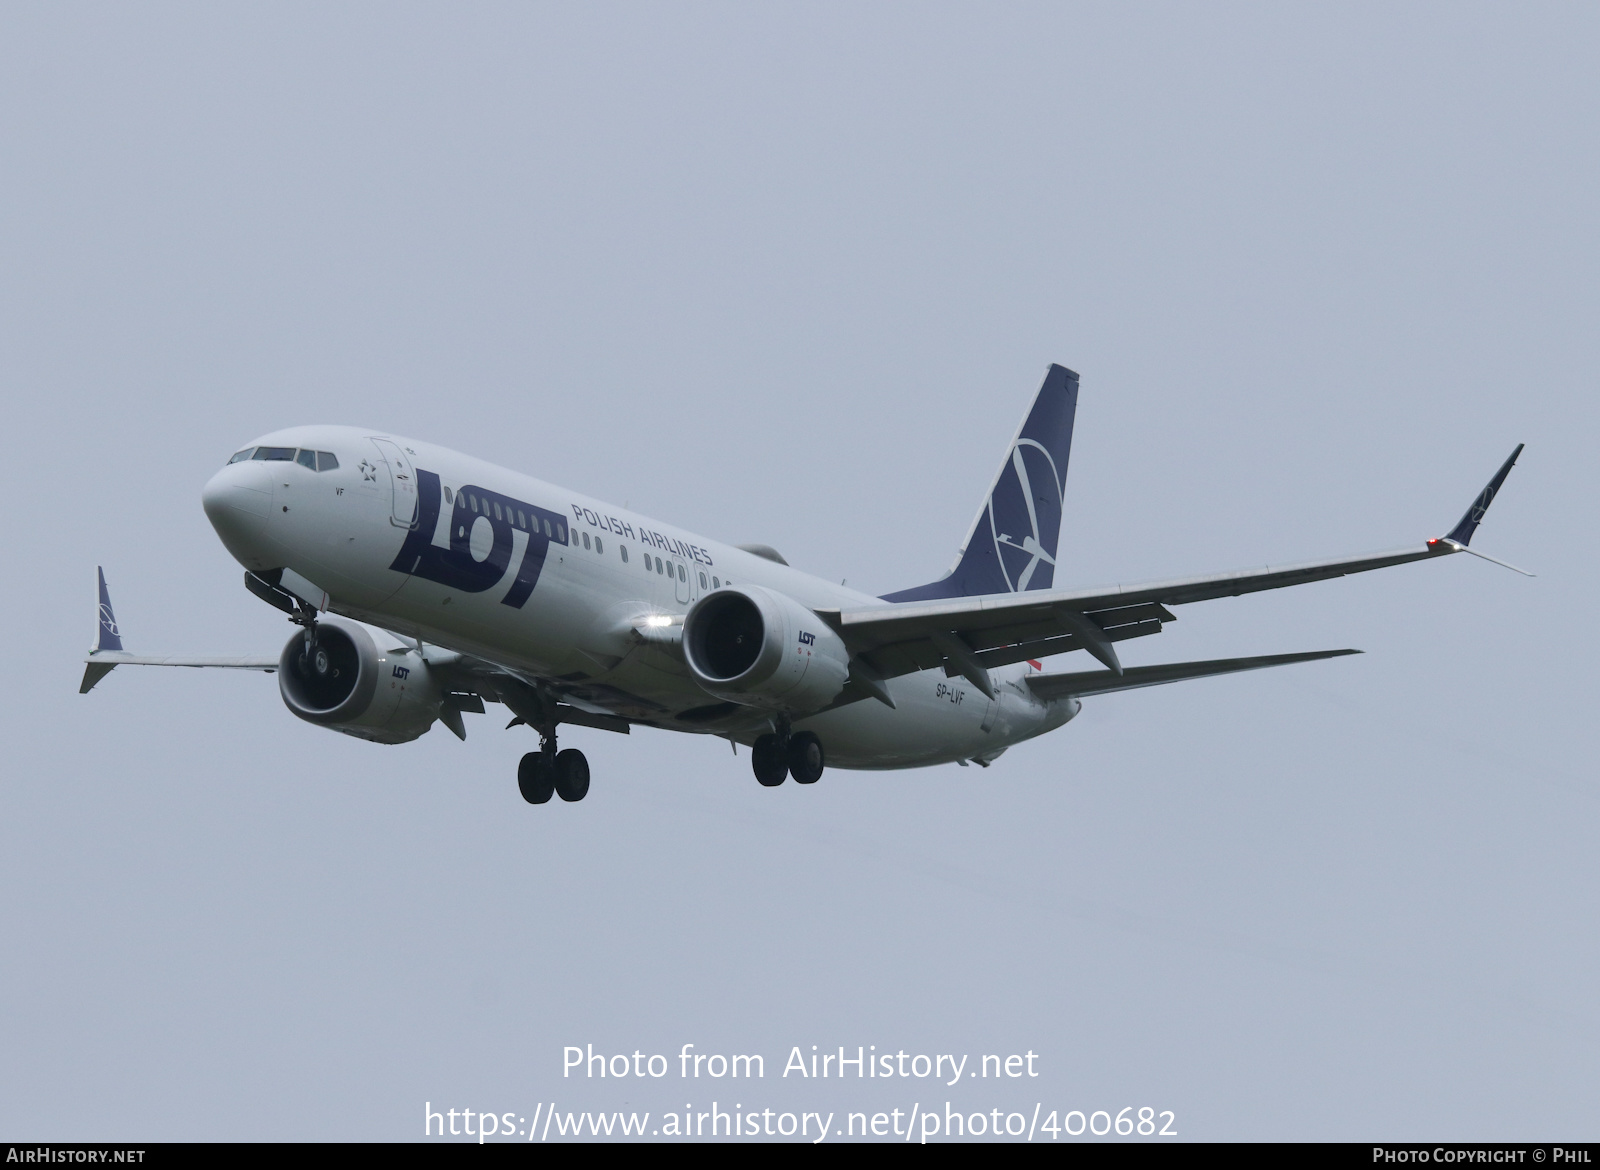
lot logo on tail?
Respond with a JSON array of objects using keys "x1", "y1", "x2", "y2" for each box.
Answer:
[{"x1": 990, "y1": 438, "x2": 1064, "y2": 591}]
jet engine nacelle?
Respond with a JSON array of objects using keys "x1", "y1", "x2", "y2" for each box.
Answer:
[
  {"x1": 278, "y1": 618, "x2": 442, "y2": 744},
  {"x1": 682, "y1": 585, "x2": 850, "y2": 714}
]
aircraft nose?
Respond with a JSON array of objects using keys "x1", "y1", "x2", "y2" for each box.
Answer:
[{"x1": 202, "y1": 462, "x2": 276, "y2": 569}]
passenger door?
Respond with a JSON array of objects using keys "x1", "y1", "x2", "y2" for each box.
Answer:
[{"x1": 369, "y1": 438, "x2": 418, "y2": 529}]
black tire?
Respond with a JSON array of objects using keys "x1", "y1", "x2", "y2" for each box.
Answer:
[
  {"x1": 554, "y1": 748, "x2": 591, "y2": 802},
  {"x1": 788, "y1": 731, "x2": 824, "y2": 784},
  {"x1": 752, "y1": 734, "x2": 788, "y2": 787},
  {"x1": 518, "y1": 751, "x2": 555, "y2": 804}
]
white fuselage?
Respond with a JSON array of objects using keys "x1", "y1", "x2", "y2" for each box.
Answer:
[{"x1": 202, "y1": 426, "x2": 1078, "y2": 768}]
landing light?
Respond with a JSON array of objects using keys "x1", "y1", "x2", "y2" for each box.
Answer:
[{"x1": 644, "y1": 615, "x2": 673, "y2": 628}]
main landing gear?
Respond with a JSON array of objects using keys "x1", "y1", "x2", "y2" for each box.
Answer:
[
  {"x1": 518, "y1": 746, "x2": 590, "y2": 804},
  {"x1": 505, "y1": 682, "x2": 590, "y2": 805},
  {"x1": 751, "y1": 729, "x2": 825, "y2": 787}
]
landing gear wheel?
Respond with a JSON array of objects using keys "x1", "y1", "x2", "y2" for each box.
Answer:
[
  {"x1": 554, "y1": 748, "x2": 590, "y2": 802},
  {"x1": 752, "y1": 734, "x2": 789, "y2": 787},
  {"x1": 788, "y1": 731, "x2": 824, "y2": 784},
  {"x1": 517, "y1": 751, "x2": 555, "y2": 804}
]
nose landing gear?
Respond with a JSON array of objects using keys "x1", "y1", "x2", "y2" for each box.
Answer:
[{"x1": 290, "y1": 600, "x2": 328, "y2": 681}]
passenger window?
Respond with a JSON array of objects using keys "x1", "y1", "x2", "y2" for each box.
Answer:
[
  {"x1": 678, "y1": 564, "x2": 686, "y2": 582},
  {"x1": 296, "y1": 449, "x2": 317, "y2": 470},
  {"x1": 699, "y1": 572, "x2": 707, "y2": 588},
  {"x1": 228, "y1": 448, "x2": 254, "y2": 464},
  {"x1": 656, "y1": 558, "x2": 664, "y2": 575},
  {"x1": 595, "y1": 538, "x2": 603, "y2": 555},
  {"x1": 443, "y1": 486, "x2": 453, "y2": 504},
  {"x1": 712, "y1": 577, "x2": 720, "y2": 588},
  {"x1": 492, "y1": 501, "x2": 501, "y2": 521},
  {"x1": 620, "y1": 546, "x2": 628, "y2": 563},
  {"x1": 582, "y1": 531, "x2": 591, "y2": 550},
  {"x1": 470, "y1": 495, "x2": 479, "y2": 513},
  {"x1": 517, "y1": 510, "x2": 526, "y2": 528},
  {"x1": 253, "y1": 446, "x2": 295, "y2": 461},
  {"x1": 543, "y1": 518, "x2": 551, "y2": 538},
  {"x1": 317, "y1": 451, "x2": 340, "y2": 471},
  {"x1": 557, "y1": 523, "x2": 565, "y2": 541}
]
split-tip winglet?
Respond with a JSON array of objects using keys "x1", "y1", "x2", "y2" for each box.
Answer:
[
  {"x1": 1428, "y1": 444, "x2": 1534, "y2": 576},
  {"x1": 82, "y1": 566, "x2": 125, "y2": 693}
]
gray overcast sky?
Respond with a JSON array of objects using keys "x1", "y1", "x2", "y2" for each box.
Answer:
[{"x1": 2, "y1": 2, "x2": 1596, "y2": 1142}]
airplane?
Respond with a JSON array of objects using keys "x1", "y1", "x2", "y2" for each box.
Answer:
[{"x1": 81, "y1": 365, "x2": 1528, "y2": 804}]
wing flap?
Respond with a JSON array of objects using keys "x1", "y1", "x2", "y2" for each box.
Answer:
[
  {"x1": 860, "y1": 615, "x2": 1169, "y2": 680},
  {"x1": 974, "y1": 619, "x2": 1163, "y2": 672}
]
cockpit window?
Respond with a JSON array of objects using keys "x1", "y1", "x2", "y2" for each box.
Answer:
[
  {"x1": 286, "y1": 450, "x2": 342, "y2": 472},
  {"x1": 230, "y1": 446, "x2": 339, "y2": 471}
]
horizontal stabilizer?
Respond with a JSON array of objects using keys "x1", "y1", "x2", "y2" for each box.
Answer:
[{"x1": 1025, "y1": 648, "x2": 1360, "y2": 700}]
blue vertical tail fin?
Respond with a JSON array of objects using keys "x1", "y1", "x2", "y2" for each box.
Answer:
[
  {"x1": 95, "y1": 566, "x2": 124, "y2": 652},
  {"x1": 883, "y1": 364, "x2": 1079, "y2": 602}
]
